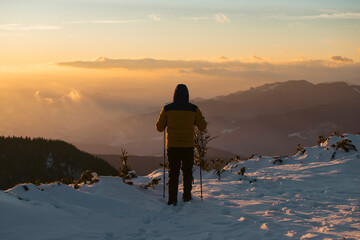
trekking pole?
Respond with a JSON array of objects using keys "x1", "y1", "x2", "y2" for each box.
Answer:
[
  {"x1": 163, "y1": 128, "x2": 166, "y2": 198},
  {"x1": 200, "y1": 157, "x2": 203, "y2": 201}
]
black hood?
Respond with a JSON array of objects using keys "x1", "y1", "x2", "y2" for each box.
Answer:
[{"x1": 173, "y1": 84, "x2": 189, "y2": 105}]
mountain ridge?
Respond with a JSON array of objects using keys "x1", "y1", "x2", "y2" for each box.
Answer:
[{"x1": 75, "y1": 80, "x2": 360, "y2": 157}]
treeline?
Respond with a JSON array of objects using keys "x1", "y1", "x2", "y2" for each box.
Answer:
[{"x1": 0, "y1": 136, "x2": 117, "y2": 190}]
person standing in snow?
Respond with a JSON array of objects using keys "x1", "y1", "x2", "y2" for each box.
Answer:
[{"x1": 156, "y1": 84, "x2": 207, "y2": 206}]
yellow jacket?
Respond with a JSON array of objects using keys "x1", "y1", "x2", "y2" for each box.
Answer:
[{"x1": 155, "y1": 84, "x2": 207, "y2": 147}]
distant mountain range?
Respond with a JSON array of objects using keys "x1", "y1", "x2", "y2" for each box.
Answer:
[
  {"x1": 2, "y1": 80, "x2": 359, "y2": 185},
  {"x1": 75, "y1": 80, "x2": 360, "y2": 157},
  {"x1": 198, "y1": 80, "x2": 360, "y2": 156},
  {"x1": 96, "y1": 147, "x2": 236, "y2": 176}
]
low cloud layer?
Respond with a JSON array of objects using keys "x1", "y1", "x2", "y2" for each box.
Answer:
[
  {"x1": 270, "y1": 11, "x2": 360, "y2": 20},
  {"x1": 57, "y1": 57, "x2": 231, "y2": 70},
  {"x1": 64, "y1": 20, "x2": 147, "y2": 24},
  {"x1": 34, "y1": 89, "x2": 82, "y2": 104},
  {"x1": 0, "y1": 24, "x2": 62, "y2": 31},
  {"x1": 57, "y1": 56, "x2": 358, "y2": 70},
  {"x1": 57, "y1": 57, "x2": 359, "y2": 81},
  {"x1": 330, "y1": 55, "x2": 354, "y2": 63}
]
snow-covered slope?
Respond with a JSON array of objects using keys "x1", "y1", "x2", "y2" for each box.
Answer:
[{"x1": 1, "y1": 134, "x2": 360, "y2": 240}]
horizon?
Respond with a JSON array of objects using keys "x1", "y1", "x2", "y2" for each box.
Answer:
[
  {"x1": 1, "y1": 0, "x2": 360, "y2": 147},
  {"x1": 1, "y1": 79, "x2": 359, "y2": 153}
]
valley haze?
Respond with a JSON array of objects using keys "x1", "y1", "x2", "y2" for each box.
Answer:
[{"x1": 2, "y1": 80, "x2": 359, "y2": 158}]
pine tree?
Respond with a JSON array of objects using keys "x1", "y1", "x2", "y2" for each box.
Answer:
[
  {"x1": 144, "y1": 177, "x2": 161, "y2": 190},
  {"x1": 194, "y1": 128, "x2": 214, "y2": 171},
  {"x1": 335, "y1": 139, "x2": 357, "y2": 152},
  {"x1": 118, "y1": 148, "x2": 136, "y2": 182},
  {"x1": 211, "y1": 158, "x2": 225, "y2": 180},
  {"x1": 296, "y1": 144, "x2": 306, "y2": 154},
  {"x1": 159, "y1": 161, "x2": 169, "y2": 171},
  {"x1": 317, "y1": 135, "x2": 326, "y2": 145}
]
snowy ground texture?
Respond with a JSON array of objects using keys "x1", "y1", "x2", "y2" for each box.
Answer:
[{"x1": 1, "y1": 134, "x2": 360, "y2": 240}]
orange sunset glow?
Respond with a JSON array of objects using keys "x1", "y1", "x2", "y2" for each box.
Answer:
[{"x1": 0, "y1": 0, "x2": 359, "y2": 146}]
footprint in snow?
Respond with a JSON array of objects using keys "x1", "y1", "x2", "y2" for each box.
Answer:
[
  {"x1": 104, "y1": 231, "x2": 113, "y2": 239},
  {"x1": 224, "y1": 201, "x2": 237, "y2": 207},
  {"x1": 142, "y1": 217, "x2": 152, "y2": 224},
  {"x1": 222, "y1": 208, "x2": 231, "y2": 215}
]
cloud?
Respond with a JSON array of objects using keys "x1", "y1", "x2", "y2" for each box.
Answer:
[
  {"x1": 358, "y1": 48, "x2": 360, "y2": 54},
  {"x1": 34, "y1": 91, "x2": 54, "y2": 104},
  {"x1": 219, "y1": 56, "x2": 229, "y2": 61},
  {"x1": 65, "y1": 89, "x2": 82, "y2": 102},
  {"x1": 0, "y1": 24, "x2": 62, "y2": 31},
  {"x1": 34, "y1": 89, "x2": 81, "y2": 104},
  {"x1": 329, "y1": 55, "x2": 353, "y2": 63},
  {"x1": 57, "y1": 57, "x2": 358, "y2": 71},
  {"x1": 64, "y1": 19, "x2": 147, "y2": 24},
  {"x1": 179, "y1": 69, "x2": 191, "y2": 74},
  {"x1": 251, "y1": 55, "x2": 263, "y2": 61},
  {"x1": 183, "y1": 17, "x2": 210, "y2": 21},
  {"x1": 215, "y1": 14, "x2": 230, "y2": 23},
  {"x1": 56, "y1": 57, "x2": 360, "y2": 86},
  {"x1": 57, "y1": 57, "x2": 224, "y2": 70},
  {"x1": 271, "y1": 11, "x2": 360, "y2": 20},
  {"x1": 149, "y1": 14, "x2": 161, "y2": 21},
  {"x1": 34, "y1": 91, "x2": 40, "y2": 100},
  {"x1": 192, "y1": 67, "x2": 287, "y2": 80},
  {"x1": 191, "y1": 60, "x2": 360, "y2": 87},
  {"x1": 310, "y1": 12, "x2": 360, "y2": 19}
]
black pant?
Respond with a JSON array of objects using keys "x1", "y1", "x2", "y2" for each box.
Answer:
[{"x1": 167, "y1": 147, "x2": 194, "y2": 202}]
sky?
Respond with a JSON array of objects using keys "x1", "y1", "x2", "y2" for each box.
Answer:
[
  {"x1": 1, "y1": 0, "x2": 360, "y2": 64},
  {"x1": 0, "y1": 0, "x2": 360, "y2": 139}
]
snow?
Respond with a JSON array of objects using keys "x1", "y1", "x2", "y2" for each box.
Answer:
[
  {"x1": 222, "y1": 126, "x2": 240, "y2": 134},
  {"x1": 288, "y1": 132, "x2": 307, "y2": 139},
  {"x1": 260, "y1": 84, "x2": 279, "y2": 92},
  {"x1": 1, "y1": 134, "x2": 360, "y2": 240},
  {"x1": 46, "y1": 152, "x2": 54, "y2": 169}
]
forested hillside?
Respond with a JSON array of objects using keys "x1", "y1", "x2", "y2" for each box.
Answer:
[{"x1": 0, "y1": 136, "x2": 117, "y2": 190}]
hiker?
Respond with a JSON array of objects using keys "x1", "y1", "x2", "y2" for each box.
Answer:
[{"x1": 156, "y1": 84, "x2": 207, "y2": 205}]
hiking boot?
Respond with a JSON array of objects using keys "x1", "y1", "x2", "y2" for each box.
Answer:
[
  {"x1": 167, "y1": 199, "x2": 177, "y2": 206},
  {"x1": 183, "y1": 194, "x2": 192, "y2": 202}
]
